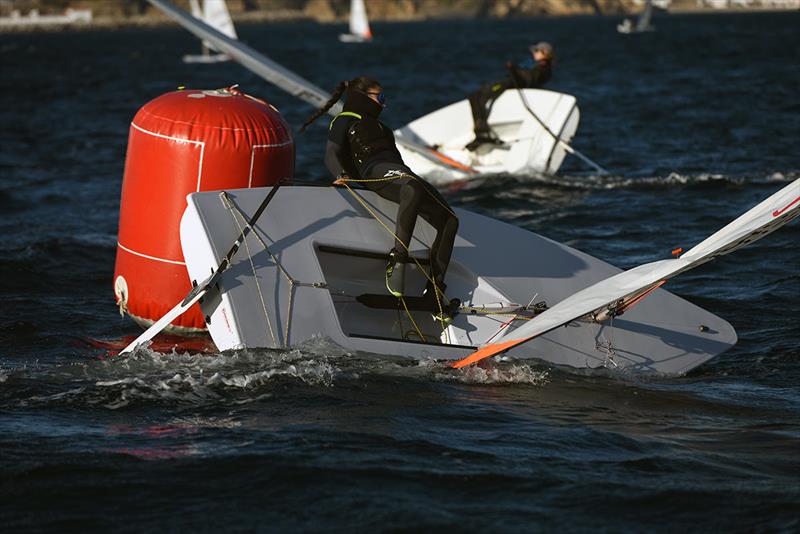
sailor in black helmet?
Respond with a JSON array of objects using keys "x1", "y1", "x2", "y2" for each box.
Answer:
[
  {"x1": 466, "y1": 42, "x2": 555, "y2": 151},
  {"x1": 300, "y1": 76, "x2": 459, "y2": 318}
]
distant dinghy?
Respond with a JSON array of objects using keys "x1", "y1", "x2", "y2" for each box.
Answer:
[
  {"x1": 339, "y1": 0, "x2": 372, "y2": 43},
  {"x1": 618, "y1": 0, "x2": 655, "y2": 34},
  {"x1": 183, "y1": 0, "x2": 238, "y2": 63}
]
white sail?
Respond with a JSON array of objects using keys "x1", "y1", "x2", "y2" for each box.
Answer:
[
  {"x1": 203, "y1": 0, "x2": 237, "y2": 40},
  {"x1": 189, "y1": 0, "x2": 202, "y2": 18},
  {"x1": 184, "y1": 0, "x2": 236, "y2": 61},
  {"x1": 349, "y1": 0, "x2": 371, "y2": 39},
  {"x1": 453, "y1": 178, "x2": 800, "y2": 368},
  {"x1": 636, "y1": 0, "x2": 654, "y2": 32}
]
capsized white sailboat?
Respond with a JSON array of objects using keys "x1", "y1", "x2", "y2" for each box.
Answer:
[
  {"x1": 122, "y1": 178, "x2": 799, "y2": 378},
  {"x1": 339, "y1": 0, "x2": 372, "y2": 43},
  {"x1": 183, "y1": 0, "x2": 238, "y2": 64},
  {"x1": 150, "y1": 0, "x2": 595, "y2": 183}
]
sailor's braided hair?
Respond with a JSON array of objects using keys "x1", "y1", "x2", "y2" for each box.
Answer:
[{"x1": 299, "y1": 76, "x2": 380, "y2": 132}]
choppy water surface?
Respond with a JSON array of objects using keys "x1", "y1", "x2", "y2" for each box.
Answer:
[{"x1": 1, "y1": 12, "x2": 799, "y2": 531}]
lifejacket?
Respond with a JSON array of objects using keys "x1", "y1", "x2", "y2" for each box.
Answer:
[{"x1": 330, "y1": 111, "x2": 399, "y2": 171}]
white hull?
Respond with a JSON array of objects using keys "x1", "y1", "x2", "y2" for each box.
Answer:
[
  {"x1": 338, "y1": 33, "x2": 371, "y2": 43},
  {"x1": 182, "y1": 52, "x2": 231, "y2": 64},
  {"x1": 395, "y1": 89, "x2": 580, "y2": 184}
]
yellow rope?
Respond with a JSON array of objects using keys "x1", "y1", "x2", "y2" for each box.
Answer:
[
  {"x1": 226, "y1": 202, "x2": 278, "y2": 347},
  {"x1": 340, "y1": 181, "x2": 450, "y2": 341},
  {"x1": 400, "y1": 296, "x2": 426, "y2": 342},
  {"x1": 338, "y1": 173, "x2": 456, "y2": 217},
  {"x1": 225, "y1": 193, "x2": 296, "y2": 346}
]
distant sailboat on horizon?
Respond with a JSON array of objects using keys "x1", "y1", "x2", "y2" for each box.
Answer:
[
  {"x1": 183, "y1": 0, "x2": 238, "y2": 63},
  {"x1": 338, "y1": 0, "x2": 372, "y2": 43},
  {"x1": 618, "y1": 0, "x2": 655, "y2": 34}
]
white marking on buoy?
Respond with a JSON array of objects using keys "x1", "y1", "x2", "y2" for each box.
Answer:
[
  {"x1": 130, "y1": 121, "x2": 205, "y2": 192},
  {"x1": 117, "y1": 242, "x2": 186, "y2": 265},
  {"x1": 247, "y1": 140, "x2": 294, "y2": 187}
]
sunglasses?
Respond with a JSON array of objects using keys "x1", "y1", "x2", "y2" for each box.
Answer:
[{"x1": 366, "y1": 91, "x2": 386, "y2": 105}]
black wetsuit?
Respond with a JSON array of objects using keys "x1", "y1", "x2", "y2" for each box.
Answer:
[
  {"x1": 468, "y1": 59, "x2": 552, "y2": 140},
  {"x1": 325, "y1": 89, "x2": 458, "y2": 290}
]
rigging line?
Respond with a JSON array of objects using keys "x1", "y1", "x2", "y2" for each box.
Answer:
[
  {"x1": 338, "y1": 179, "x2": 457, "y2": 298},
  {"x1": 223, "y1": 192, "x2": 370, "y2": 342},
  {"x1": 340, "y1": 182, "x2": 450, "y2": 337},
  {"x1": 507, "y1": 69, "x2": 609, "y2": 175},
  {"x1": 222, "y1": 193, "x2": 353, "y2": 293},
  {"x1": 225, "y1": 197, "x2": 278, "y2": 347},
  {"x1": 597, "y1": 316, "x2": 618, "y2": 369},
  {"x1": 339, "y1": 173, "x2": 456, "y2": 217},
  {"x1": 484, "y1": 315, "x2": 517, "y2": 345},
  {"x1": 224, "y1": 194, "x2": 303, "y2": 345},
  {"x1": 400, "y1": 296, "x2": 427, "y2": 343},
  {"x1": 221, "y1": 192, "x2": 295, "y2": 284}
]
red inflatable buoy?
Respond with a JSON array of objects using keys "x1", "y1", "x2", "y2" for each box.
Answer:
[{"x1": 114, "y1": 87, "x2": 294, "y2": 333}]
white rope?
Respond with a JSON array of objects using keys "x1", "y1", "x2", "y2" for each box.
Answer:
[
  {"x1": 596, "y1": 316, "x2": 618, "y2": 369},
  {"x1": 223, "y1": 195, "x2": 278, "y2": 347}
]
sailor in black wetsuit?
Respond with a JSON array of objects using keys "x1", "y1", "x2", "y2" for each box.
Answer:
[
  {"x1": 466, "y1": 41, "x2": 555, "y2": 151},
  {"x1": 300, "y1": 76, "x2": 459, "y2": 315}
]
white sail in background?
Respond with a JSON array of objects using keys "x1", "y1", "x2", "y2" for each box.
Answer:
[
  {"x1": 636, "y1": 0, "x2": 654, "y2": 32},
  {"x1": 618, "y1": 0, "x2": 655, "y2": 34},
  {"x1": 339, "y1": 0, "x2": 372, "y2": 42},
  {"x1": 349, "y1": 0, "x2": 371, "y2": 38},
  {"x1": 184, "y1": 0, "x2": 236, "y2": 63},
  {"x1": 189, "y1": 0, "x2": 202, "y2": 18},
  {"x1": 452, "y1": 178, "x2": 800, "y2": 368},
  {"x1": 204, "y1": 0, "x2": 237, "y2": 40}
]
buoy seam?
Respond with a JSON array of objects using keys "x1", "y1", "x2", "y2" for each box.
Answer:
[
  {"x1": 130, "y1": 122, "x2": 206, "y2": 192},
  {"x1": 131, "y1": 119, "x2": 293, "y2": 146},
  {"x1": 117, "y1": 242, "x2": 186, "y2": 266},
  {"x1": 248, "y1": 143, "x2": 293, "y2": 188},
  {"x1": 136, "y1": 108, "x2": 289, "y2": 134},
  {"x1": 130, "y1": 121, "x2": 203, "y2": 145}
]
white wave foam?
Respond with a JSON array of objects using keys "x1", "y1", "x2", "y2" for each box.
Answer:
[
  {"x1": 500, "y1": 171, "x2": 799, "y2": 191},
  {"x1": 8, "y1": 337, "x2": 556, "y2": 410},
  {"x1": 442, "y1": 362, "x2": 550, "y2": 386}
]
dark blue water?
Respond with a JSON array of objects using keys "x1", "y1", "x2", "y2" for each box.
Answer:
[{"x1": 1, "y1": 12, "x2": 799, "y2": 531}]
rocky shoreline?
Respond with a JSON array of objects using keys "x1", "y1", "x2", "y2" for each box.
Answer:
[{"x1": 0, "y1": 0, "x2": 793, "y2": 33}]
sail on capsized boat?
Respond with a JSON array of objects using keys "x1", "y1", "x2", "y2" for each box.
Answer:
[
  {"x1": 183, "y1": 0, "x2": 238, "y2": 63},
  {"x1": 339, "y1": 0, "x2": 373, "y2": 43},
  {"x1": 452, "y1": 178, "x2": 800, "y2": 369}
]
